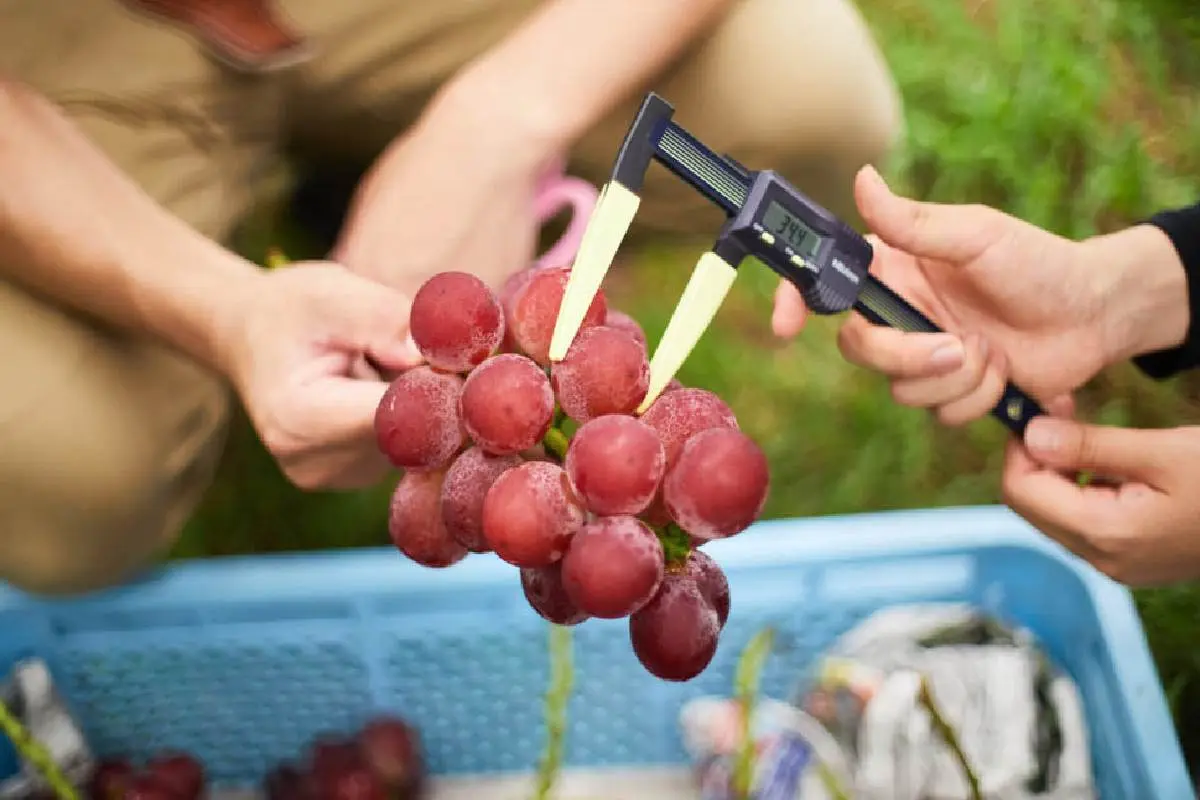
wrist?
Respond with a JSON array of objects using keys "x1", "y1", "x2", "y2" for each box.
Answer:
[
  {"x1": 1084, "y1": 224, "x2": 1190, "y2": 363},
  {"x1": 199, "y1": 249, "x2": 268, "y2": 380},
  {"x1": 130, "y1": 228, "x2": 266, "y2": 378},
  {"x1": 429, "y1": 0, "x2": 733, "y2": 158},
  {"x1": 426, "y1": 68, "x2": 571, "y2": 168}
]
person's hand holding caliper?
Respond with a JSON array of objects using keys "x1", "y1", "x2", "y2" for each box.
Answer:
[{"x1": 549, "y1": 92, "x2": 1200, "y2": 588}]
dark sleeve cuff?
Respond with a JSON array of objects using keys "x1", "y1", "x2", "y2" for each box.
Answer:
[{"x1": 1130, "y1": 203, "x2": 1200, "y2": 380}]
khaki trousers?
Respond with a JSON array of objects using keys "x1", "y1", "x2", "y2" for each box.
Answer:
[{"x1": 0, "y1": 0, "x2": 902, "y2": 594}]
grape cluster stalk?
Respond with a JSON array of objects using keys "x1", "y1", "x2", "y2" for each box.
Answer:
[{"x1": 374, "y1": 266, "x2": 771, "y2": 683}]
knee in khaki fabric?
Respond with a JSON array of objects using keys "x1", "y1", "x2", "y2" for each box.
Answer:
[
  {"x1": 571, "y1": 0, "x2": 904, "y2": 234},
  {"x1": 0, "y1": 0, "x2": 285, "y2": 592},
  {"x1": 0, "y1": 282, "x2": 230, "y2": 595},
  {"x1": 283, "y1": 0, "x2": 899, "y2": 237},
  {"x1": 281, "y1": 0, "x2": 541, "y2": 161}
]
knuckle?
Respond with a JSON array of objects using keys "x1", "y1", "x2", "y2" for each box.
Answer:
[
  {"x1": 1073, "y1": 432, "x2": 1100, "y2": 467},
  {"x1": 890, "y1": 381, "x2": 924, "y2": 408},
  {"x1": 256, "y1": 416, "x2": 309, "y2": 467},
  {"x1": 909, "y1": 202, "x2": 934, "y2": 235},
  {"x1": 941, "y1": 367, "x2": 980, "y2": 401},
  {"x1": 968, "y1": 345, "x2": 993, "y2": 383},
  {"x1": 938, "y1": 384, "x2": 1001, "y2": 428},
  {"x1": 936, "y1": 404, "x2": 970, "y2": 427},
  {"x1": 837, "y1": 322, "x2": 865, "y2": 360},
  {"x1": 287, "y1": 465, "x2": 327, "y2": 492},
  {"x1": 258, "y1": 428, "x2": 293, "y2": 460}
]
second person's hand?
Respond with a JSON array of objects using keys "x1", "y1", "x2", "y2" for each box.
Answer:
[
  {"x1": 772, "y1": 165, "x2": 1190, "y2": 426},
  {"x1": 1004, "y1": 410, "x2": 1200, "y2": 586}
]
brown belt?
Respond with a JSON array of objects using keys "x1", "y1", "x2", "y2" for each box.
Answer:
[{"x1": 118, "y1": 0, "x2": 313, "y2": 74}]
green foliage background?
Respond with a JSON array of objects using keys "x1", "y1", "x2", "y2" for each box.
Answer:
[{"x1": 176, "y1": 0, "x2": 1200, "y2": 774}]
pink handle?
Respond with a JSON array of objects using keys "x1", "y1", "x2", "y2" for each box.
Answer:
[{"x1": 531, "y1": 160, "x2": 599, "y2": 270}]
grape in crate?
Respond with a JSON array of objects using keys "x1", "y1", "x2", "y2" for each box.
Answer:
[{"x1": 374, "y1": 269, "x2": 769, "y2": 682}]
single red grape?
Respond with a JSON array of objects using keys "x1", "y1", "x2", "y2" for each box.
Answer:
[
  {"x1": 409, "y1": 271, "x2": 505, "y2": 372},
  {"x1": 460, "y1": 354, "x2": 555, "y2": 455},
  {"x1": 264, "y1": 762, "x2": 317, "y2": 800},
  {"x1": 520, "y1": 561, "x2": 589, "y2": 625},
  {"x1": 639, "y1": 387, "x2": 738, "y2": 466},
  {"x1": 389, "y1": 470, "x2": 469, "y2": 568},
  {"x1": 561, "y1": 516, "x2": 664, "y2": 618},
  {"x1": 629, "y1": 569, "x2": 720, "y2": 681},
  {"x1": 604, "y1": 309, "x2": 647, "y2": 350},
  {"x1": 663, "y1": 427, "x2": 769, "y2": 540},
  {"x1": 482, "y1": 461, "x2": 586, "y2": 567},
  {"x1": 310, "y1": 735, "x2": 377, "y2": 799},
  {"x1": 310, "y1": 734, "x2": 363, "y2": 776},
  {"x1": 509, "y1": 266, "x2": 606, "y2": 365},
  {"x1": 358, "y1": 715, "x2": 423, "y2": 793},
  {"x1": 121, "y1": 775, "x2": 177, "y2": 800},
  {"x1": 143, "y1": 751, "x2": 204, "y2": 799},
  {"x1": 322, "y1": 765, "x2": 388, "y2": 800},
  {"x1": 551, "y1": 325, "x2": 649, "y2": 421},
  {"x1": 441, "y1": 447, "x2": 522, "y2": 552},
  {"x1": 89, "y1": 757, "x2": 134, "y2": 799},
  {"x1": 499, "y1": 269, "x2": 536, "y2": 353},
  {"x1": 685, "y1": 549, "x2": 730, "y2": 628},
  {"x1": 565, "y1": 415, "x2": 665, "y2": 515},
  {"x1": 374, "y1": 367, "x2": 466, "y2": 471}
]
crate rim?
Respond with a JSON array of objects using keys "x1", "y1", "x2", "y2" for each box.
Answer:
[{"x1": 0, "y1": 505, "x2": 1137, "y2": 611}]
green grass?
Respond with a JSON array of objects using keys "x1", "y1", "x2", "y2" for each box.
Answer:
[{"x1": 176, "y1": 0, "x2": 1200, "y2": 773}]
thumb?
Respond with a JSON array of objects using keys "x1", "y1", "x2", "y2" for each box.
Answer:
[
  {"x1": 305, "y1": 376, "x2": 393, "y2": 445},
  {"x1": 1022, "y1": 417, "x2": 1167, "y2": 483},
  {"x1": 334, "y1": 272, "x2": 424, "y2": 371},
  {"x1": 772, "y1": 279, "x2": 808, "y2": 338},
  {"x1": 854, "y1": 165, "x2": 1000, "y2": 263}
]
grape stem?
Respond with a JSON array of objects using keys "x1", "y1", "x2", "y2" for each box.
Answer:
[
  {"x1": 732, "y1": 627, "x2": 775, "y2": 800},
  {"x1": 0, "y1": 696, "x2": 79, "y2": 800},
  {"x1": 265, "y1": 246, "x2": 289, "y2": 270},
  {"x1": 532, "y1": 624, "x2": 574, "y2": 800},
  {"x1": 816, "y1": 763, "x2": 853, "y2": 800},
  {"x1": 542, "y1": 426, "x2": 571, "y2": 463},
  {"x1": 917, "y1": 677, "x2": 982, "y2": 800},
  {"x1": 655, "y1": 524, "x2": 692, "y2": 568}
]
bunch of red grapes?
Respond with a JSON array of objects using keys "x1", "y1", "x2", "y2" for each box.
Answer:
[
  {"x1": 261, "y1": 716, "x2": 424, "y2": 799},
  {"x1": 85, "y1": 751, "x2": 203, "y2": 799},
  {"x1": 84, "y1": 714, "x2": 422, "y2": 799},
  {"x1": 374, "y1": 266, "x2": 770, "y2": 682}
]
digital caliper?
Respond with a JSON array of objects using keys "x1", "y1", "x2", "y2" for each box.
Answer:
[{"x1": 549, "y1": 92, "x2": 1044, "y2": 436}]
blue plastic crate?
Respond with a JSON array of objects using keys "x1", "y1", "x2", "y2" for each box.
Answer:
[{"x1": 0, "y1": 506, "x2": 1191, "y2": 797}]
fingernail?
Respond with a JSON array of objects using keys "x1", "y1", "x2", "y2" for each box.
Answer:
[
  {"x1": 929, "y1": 340, "x2": 964, "y2": 370},
  {"x1": 1025, "y1": 419, "x2": 1063, "y2": 455}
]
